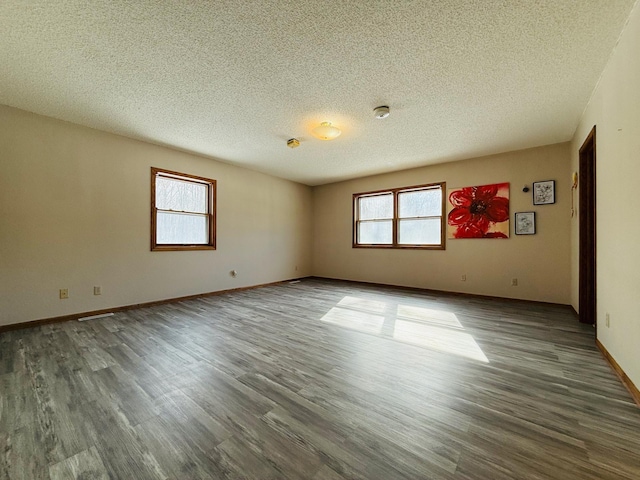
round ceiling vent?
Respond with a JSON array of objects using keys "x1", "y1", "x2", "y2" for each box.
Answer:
[{"x1": 373, "y1": 105, "x2": 390, "y2": 119}]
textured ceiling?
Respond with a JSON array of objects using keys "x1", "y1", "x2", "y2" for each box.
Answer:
[{"x1": 0, "y1": 1, "x2": 636, "y2": 185}]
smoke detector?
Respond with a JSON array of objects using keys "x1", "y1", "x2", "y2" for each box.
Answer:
[{"x1": 373, "y1": 105, "x2": 390, "y2": 119}]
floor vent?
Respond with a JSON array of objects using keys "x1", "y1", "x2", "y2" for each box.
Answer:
[{"x1": 78, "y1": 312, "x2": 114, "y2": 322}]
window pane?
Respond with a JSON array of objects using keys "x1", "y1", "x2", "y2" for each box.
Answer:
[
  {"x1": 358, "y1": 220, "x2": 392, "y2": 244},
  {"x1": 398, "y1": 218, "x2": 441, "y2": 245},
  {"x1": 157, "y1": 212, "x2": 208, "y2": 244},
  {"x1": 359, "y1": 194, "x2": 393, "y2": 220},
  {"x1": 156, "y1": 176, "x2": 208, "y2": 213},
  {"x1": 398, "y1": 188, "x2": 441, "y2": 218}
]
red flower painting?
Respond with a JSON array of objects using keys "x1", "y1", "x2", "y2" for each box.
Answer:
[{"x1": 447, "y1": 183, "x2": 510, "y2": 239}]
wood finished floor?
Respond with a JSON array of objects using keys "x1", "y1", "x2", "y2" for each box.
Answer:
[{"x1": 1, "y1": 278, "x2": 639, "y2": 479}]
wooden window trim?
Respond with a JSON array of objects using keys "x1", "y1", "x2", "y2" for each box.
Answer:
[
  {"x1": 151, "y1": 167, "x2": 216, "y2": 251},
  {"x1": 352, "y1": 182, "x2": 446, "y2": 250}
]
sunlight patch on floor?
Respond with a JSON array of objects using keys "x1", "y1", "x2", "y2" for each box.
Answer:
[
  {"x1": 396, "y1": 305, "x2": 462, "y2": 328},
  {"x1": 321, "y1": 296, "x2": 489, "y2": 363},
  {"x1": 320, "y1": 307, "x2": 385, "y2": 335},
  {"x1": 393, "y1": 319, "x2": 488, "y2": 363},
  {"x1": 337, "y1": 295, "x2": 388, "y2": 314}
]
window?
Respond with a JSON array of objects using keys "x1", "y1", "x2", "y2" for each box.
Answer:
[
  {"x1": 151, "y1": 167, "x2": 216, "y2": 251},
  {"x1": 353, "y1": 182, "x2": 445, "y2": 249}
]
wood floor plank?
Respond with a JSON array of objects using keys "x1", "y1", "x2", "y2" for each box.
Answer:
[
  {"x1": 21, "y1": 329, "x2": 95, "y2": 465},
  {"x1": 152, "y1": 389, "x2": 233, "y2": 452},
  {"x1": 48, "y1": 446, "x2": 109, "y2": 480},
  {"x1": 313, "y1": 464, "x2": 348, "y2": 480},
  {"x1": 0, "y1": 426, "x2": 51, "y2": 480},
  {"x1": 0, "y1": 332, "x2": 23, "y2": 376},
  {"x1": 90, "y1": 364, "x2": 161, "y2": 426},
  {"x1": 208, "y1": 435, "x2": 284, "y2": 480},
  {"x1": 81, "y1": 398, "x2": 167, "y2": 480},
  {"x1": 1, "y1": 278, "x2": 638, "y2": 479},
  {"x1": 134, "y1": 414, "x2": 230, "y2": 480}
]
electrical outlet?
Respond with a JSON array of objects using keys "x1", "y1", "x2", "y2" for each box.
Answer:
[
  {"x1": 94, "y1": 286, "x2": 102, "y2": 295},
  {"x1": 511, "y1": 278, "x2": 518, "y2": 287},
  {"x1": 605, "y1": 313, "x2": 610, "y2": 328},
  {"x1": 461, "y1": 274, "x2": 467, "y2": 282},
  {"x1": 295, "y1": 265, "x2": 298, "y2": 271},
  {"x1": 59, "y1": 288, "x2": 69, "y2": 299}
]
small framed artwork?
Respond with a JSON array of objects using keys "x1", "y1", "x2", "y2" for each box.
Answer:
[
  {"x1": 533, "y1": 180, "x2": 555, "y2": 205},
  {"x1": 515, "y1": 212, "x2": 536, "y2": 235}
]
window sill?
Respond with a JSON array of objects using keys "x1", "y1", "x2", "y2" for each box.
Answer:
[
  {"x1": 151, "y1": 245, "x2": 216, "y2": 252},
  {"x1": 352, "y1": 244, "x2": 445, "y2": 250}
]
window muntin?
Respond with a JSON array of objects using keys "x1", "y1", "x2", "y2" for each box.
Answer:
[
  {"x1": 151, "y1": 168, "x2": 216, "y2": 251},
  {"x1": 353, "y1": 182, "x2": 445, "y2": 249}
]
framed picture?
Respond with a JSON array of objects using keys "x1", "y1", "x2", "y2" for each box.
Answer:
[
  {"x1": 447, "y1": 182, "x2": 510, "y2": 239},
  {"x1": 515, "y1": 212, "x2": 536, "y2": 235},
  {"x1": 533, "y1": 180, "x2": 555, "y2": 205}
]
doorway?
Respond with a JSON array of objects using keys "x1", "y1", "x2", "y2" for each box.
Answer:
[{"x1": 578, "y1": 126, "x2": 596, "y2": 326}]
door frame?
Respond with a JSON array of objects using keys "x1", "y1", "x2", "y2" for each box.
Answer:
[{"x1": 578, "y1": 126, "x2": 597, "y2": 327}]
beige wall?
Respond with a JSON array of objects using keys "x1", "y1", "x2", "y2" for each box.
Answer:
[
  {"x1": 0, "y1": 105, "x2": 312, "y2": 327},
  {"x1": 571, "y1": 3, "x2": 640, "y2": 387},
  {"x1": 312, "y1": 143, "x2": 571, "y2": 304}
]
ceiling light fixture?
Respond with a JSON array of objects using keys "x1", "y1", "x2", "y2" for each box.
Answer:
[{"x1": 312, "y1": 122, "x2": 341, "y2": 141}]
